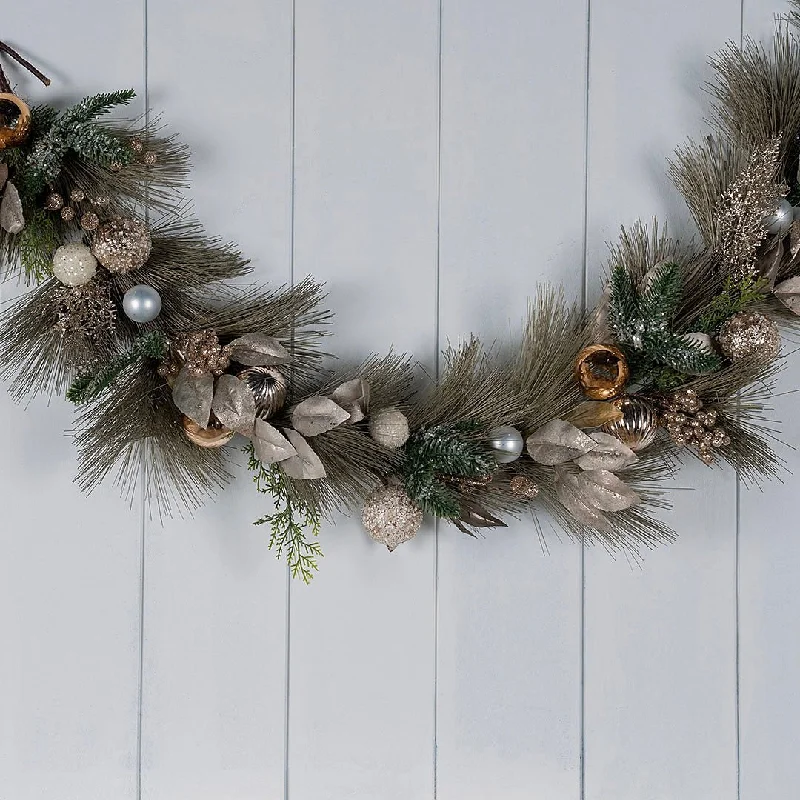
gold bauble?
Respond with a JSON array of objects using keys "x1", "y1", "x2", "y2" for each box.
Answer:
[
  {"x1": 717, "y1": 311, "x2": 781, "y2": 363},
  {"x1": 601, "y1": 396, "x2": 658, "y2": 452},
  {"x1": 575, "y1": 343, "x2": 630, "y2": 400},
  {"x1": 0, "y1": 94, "x2": 31, "y2": 149},
  {"x1": 181, "y1": 415, "x2": 234, "y2": 449}
]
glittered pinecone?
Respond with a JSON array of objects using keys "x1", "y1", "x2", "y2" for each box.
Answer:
[{"x1": 361, "y1": 485, "x2": 423, "y2": 551}]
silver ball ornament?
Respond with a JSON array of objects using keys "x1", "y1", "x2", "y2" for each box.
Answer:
[
  {"x1": 486, "y1": 425, "x2": 524, "y2": 464},
  {"x1": 361, "y1": 485, "x2": 423, "y2": 551},
  {"x1": 123, "y1": 284, "x2": 162, "y2": 323},
  {"x1": 52, "y1": 243, "x2": 98, "y2": 287},
  {"x1": 763, "y1": 198, "x2": 794, "y2": 236},
  {"x1": 369, "y1": 407, "x2": 410, "y2": 449}
]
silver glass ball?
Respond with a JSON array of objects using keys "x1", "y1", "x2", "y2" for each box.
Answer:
[
  {"x1": 123, "y1": 284, "x2": 162, "y2": 323},
  {"x1": 764, "y1": 198, "x2": 794, "y2": 236},
  {"x1": 487, "y1": 425, "x2": 524, "y2": 464}
]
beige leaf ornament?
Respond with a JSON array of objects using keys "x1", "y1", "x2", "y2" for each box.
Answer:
[
  {"x1": 526, "y1": 419, "x2": 596, "y2": 465},
  {"x1": 281, "y1": 429, "x2": 327, "y2": 479},
  {"x1": 575, "y1": 432, "x2": 639, "y2": 472},
  {"x1": 228, "y1": 333, "x2": 291, "y2": 366},
  {"x1": 252, "y1": 419, "x2": 297, "y2": 465},
  {"x1": 291, "y1": 396, "x2": 350, "y2": 437}
]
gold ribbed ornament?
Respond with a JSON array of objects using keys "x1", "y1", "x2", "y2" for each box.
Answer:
[{"x1": 601, "y1": 396, "x2": 658, "y2": 452}]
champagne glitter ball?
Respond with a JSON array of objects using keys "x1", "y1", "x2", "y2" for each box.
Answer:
[
  {"x1": 70, "y1": 188, "x2": 85, "y2": 202},
  {"x1": 368, "y1": 407, "x2": 410, "y2": 448},
  {"x1": 130, "y1": 137, "x2": 144, "y2": 153},
  {"x1": 238, "y1": 366, "x2": 288, "y2": 419},
  {"x1": 717, "y1": 311, "x2": 781, "y2": 362},
  {"x1": 60, "y1": 206, "x2": 75, "y2": 221},
  {"x1": 143, "y1": 151, "x2": 158, "y2": 165},
  {"x1": 361, "y1": 485, "x2": 423, "y2": 551},
  {"x1": 44, "y1": 192, "x2": 64, "y2": 211},
  {"x1": 91, "y1": 216, "x2": 152, "y2": 273},
  {"x1": 52, "y1": 243, "x2": 98, "y2": 287},
  {"x1": 80, "y1": 211, "x2": 99, "y2": 231}
]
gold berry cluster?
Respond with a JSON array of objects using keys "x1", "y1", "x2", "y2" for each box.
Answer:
[{"x1": 661, "y1": 388, "x2": 730, "y2": 465}]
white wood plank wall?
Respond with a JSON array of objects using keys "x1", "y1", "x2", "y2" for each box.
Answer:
[{"x1": 0, "y1": 1, "x2": 797, "y2": 798}]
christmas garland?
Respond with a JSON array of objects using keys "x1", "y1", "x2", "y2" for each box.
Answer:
[{"x1": 2, "y1": 10, "x2": 800, "y2": 583}]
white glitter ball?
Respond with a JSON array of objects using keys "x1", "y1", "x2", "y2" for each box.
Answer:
[
  {"x1": 361, "y1": 485, "x2": 423, "y2": 551},
  {"x1": 368, "y1": 407, "x2": 410, "y2": 449},
  {"x1": 52, "y1": 243, "x2": 98, "y2": 287}
]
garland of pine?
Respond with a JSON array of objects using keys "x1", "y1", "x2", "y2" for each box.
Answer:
[{"x1": 2, "y1": 8, "x2": 800, "y2": 582}]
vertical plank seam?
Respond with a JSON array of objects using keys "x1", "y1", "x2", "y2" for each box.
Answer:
[
  {"x1": 736, "y1": 5, "x2": 743, "y2": 800},
  {"x1": 579, "y1": 1, "x2": 592, "y2": 799},
  {"x1": 136, "y1": 1, "x2": 150, "y2": 797},
  {"x1": 433, "y1": 0, "x2": 443, "y2": 797},
  {"x1": 284, "y1": 2, "x2": 297, "y2": 799}
]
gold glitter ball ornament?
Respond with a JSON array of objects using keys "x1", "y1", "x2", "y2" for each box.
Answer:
[
  {"x1": 509, "y1": 475, "x2": 540, "y2": 499},
  {"x1": 143, "y1": 151, "x2": 158, "y2": 165},
  {"x1": 80, "y1": 211, "x2": 100, "y2": 231},
  {"x1": 60, "y1": 206, "x2": 75, "y2": 222},
  {"x1": 70, "y1": 188, "x2": 86, "y2": 202},
  {"x1": 601, "y1": 396, "x2": 658, "y2": 452},
  {"x1": 44, "y1": 192, "x2": 64, "y2": 211},
  {"x1": 717, "y1": 311, "x2": 781, "y2": 362},
  {"x1": 238, "y1": 366, "x2": 288, "y2": 419},
  {"x1": 91, "y1": 216, "x2": 152, "y2": 273},
  {"x1": 130, "y1": 137, "x2": 144, "y2": 153},
  {"x1": 361, "y1": 485, "x2": 423, "y2": 551}
]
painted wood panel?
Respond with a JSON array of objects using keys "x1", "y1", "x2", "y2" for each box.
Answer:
[
  {"x1": 287, "y1": 2, "x2": 440, "y2": 798},
  {"x1": 435, "y1": 1, "x2": 588, "y2": 797},
  {"x1": 141, "y1": 2, "x2": 293, "y2": 798},
  {"x1": 0, "y1": 5, "x2": 145, "y2": 800},
  {"x1": 582, "y1": 2, "x2": 741, "y2": 799},
  {"x1": 739, "y1": 5, "x2": 800, "y2": 800}
]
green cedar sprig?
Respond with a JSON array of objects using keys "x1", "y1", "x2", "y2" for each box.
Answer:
[
  {"x1": 247, "y1": 447, "x2": 323, "y2": 583},
  {"x1": 698, "y1": 273, "x2": 768, "y2": 334},
  {"x1": 401, "y1": 422, "x2": 496, "y2": 519},
  {"x1": 67, "y1": 331, "x2": 167, "y2": 405},
  {"x1": 608, "y1": 261, "x2": 722, "y2": 386},
  {"x1": 16, "y1": 208, "x2": 60, "y2": 282}
]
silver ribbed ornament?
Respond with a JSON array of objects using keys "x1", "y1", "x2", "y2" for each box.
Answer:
[
  {"x1": 486, "y1": 425, "x2": 524, "y2": 464},
  {"x1": 601, "y1": 396, "x2": 658, "y2": 452},
  {"x1": 238, "y1": 366, "x2": 288, "y2": 419}
]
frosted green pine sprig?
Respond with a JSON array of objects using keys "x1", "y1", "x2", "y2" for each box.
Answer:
[
  {"x1": 609, "y1": 260, "x2": 722, "y2": 387},
  {"x1": 401, "y1": 421, "x2": 496, "y2": 520}
]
